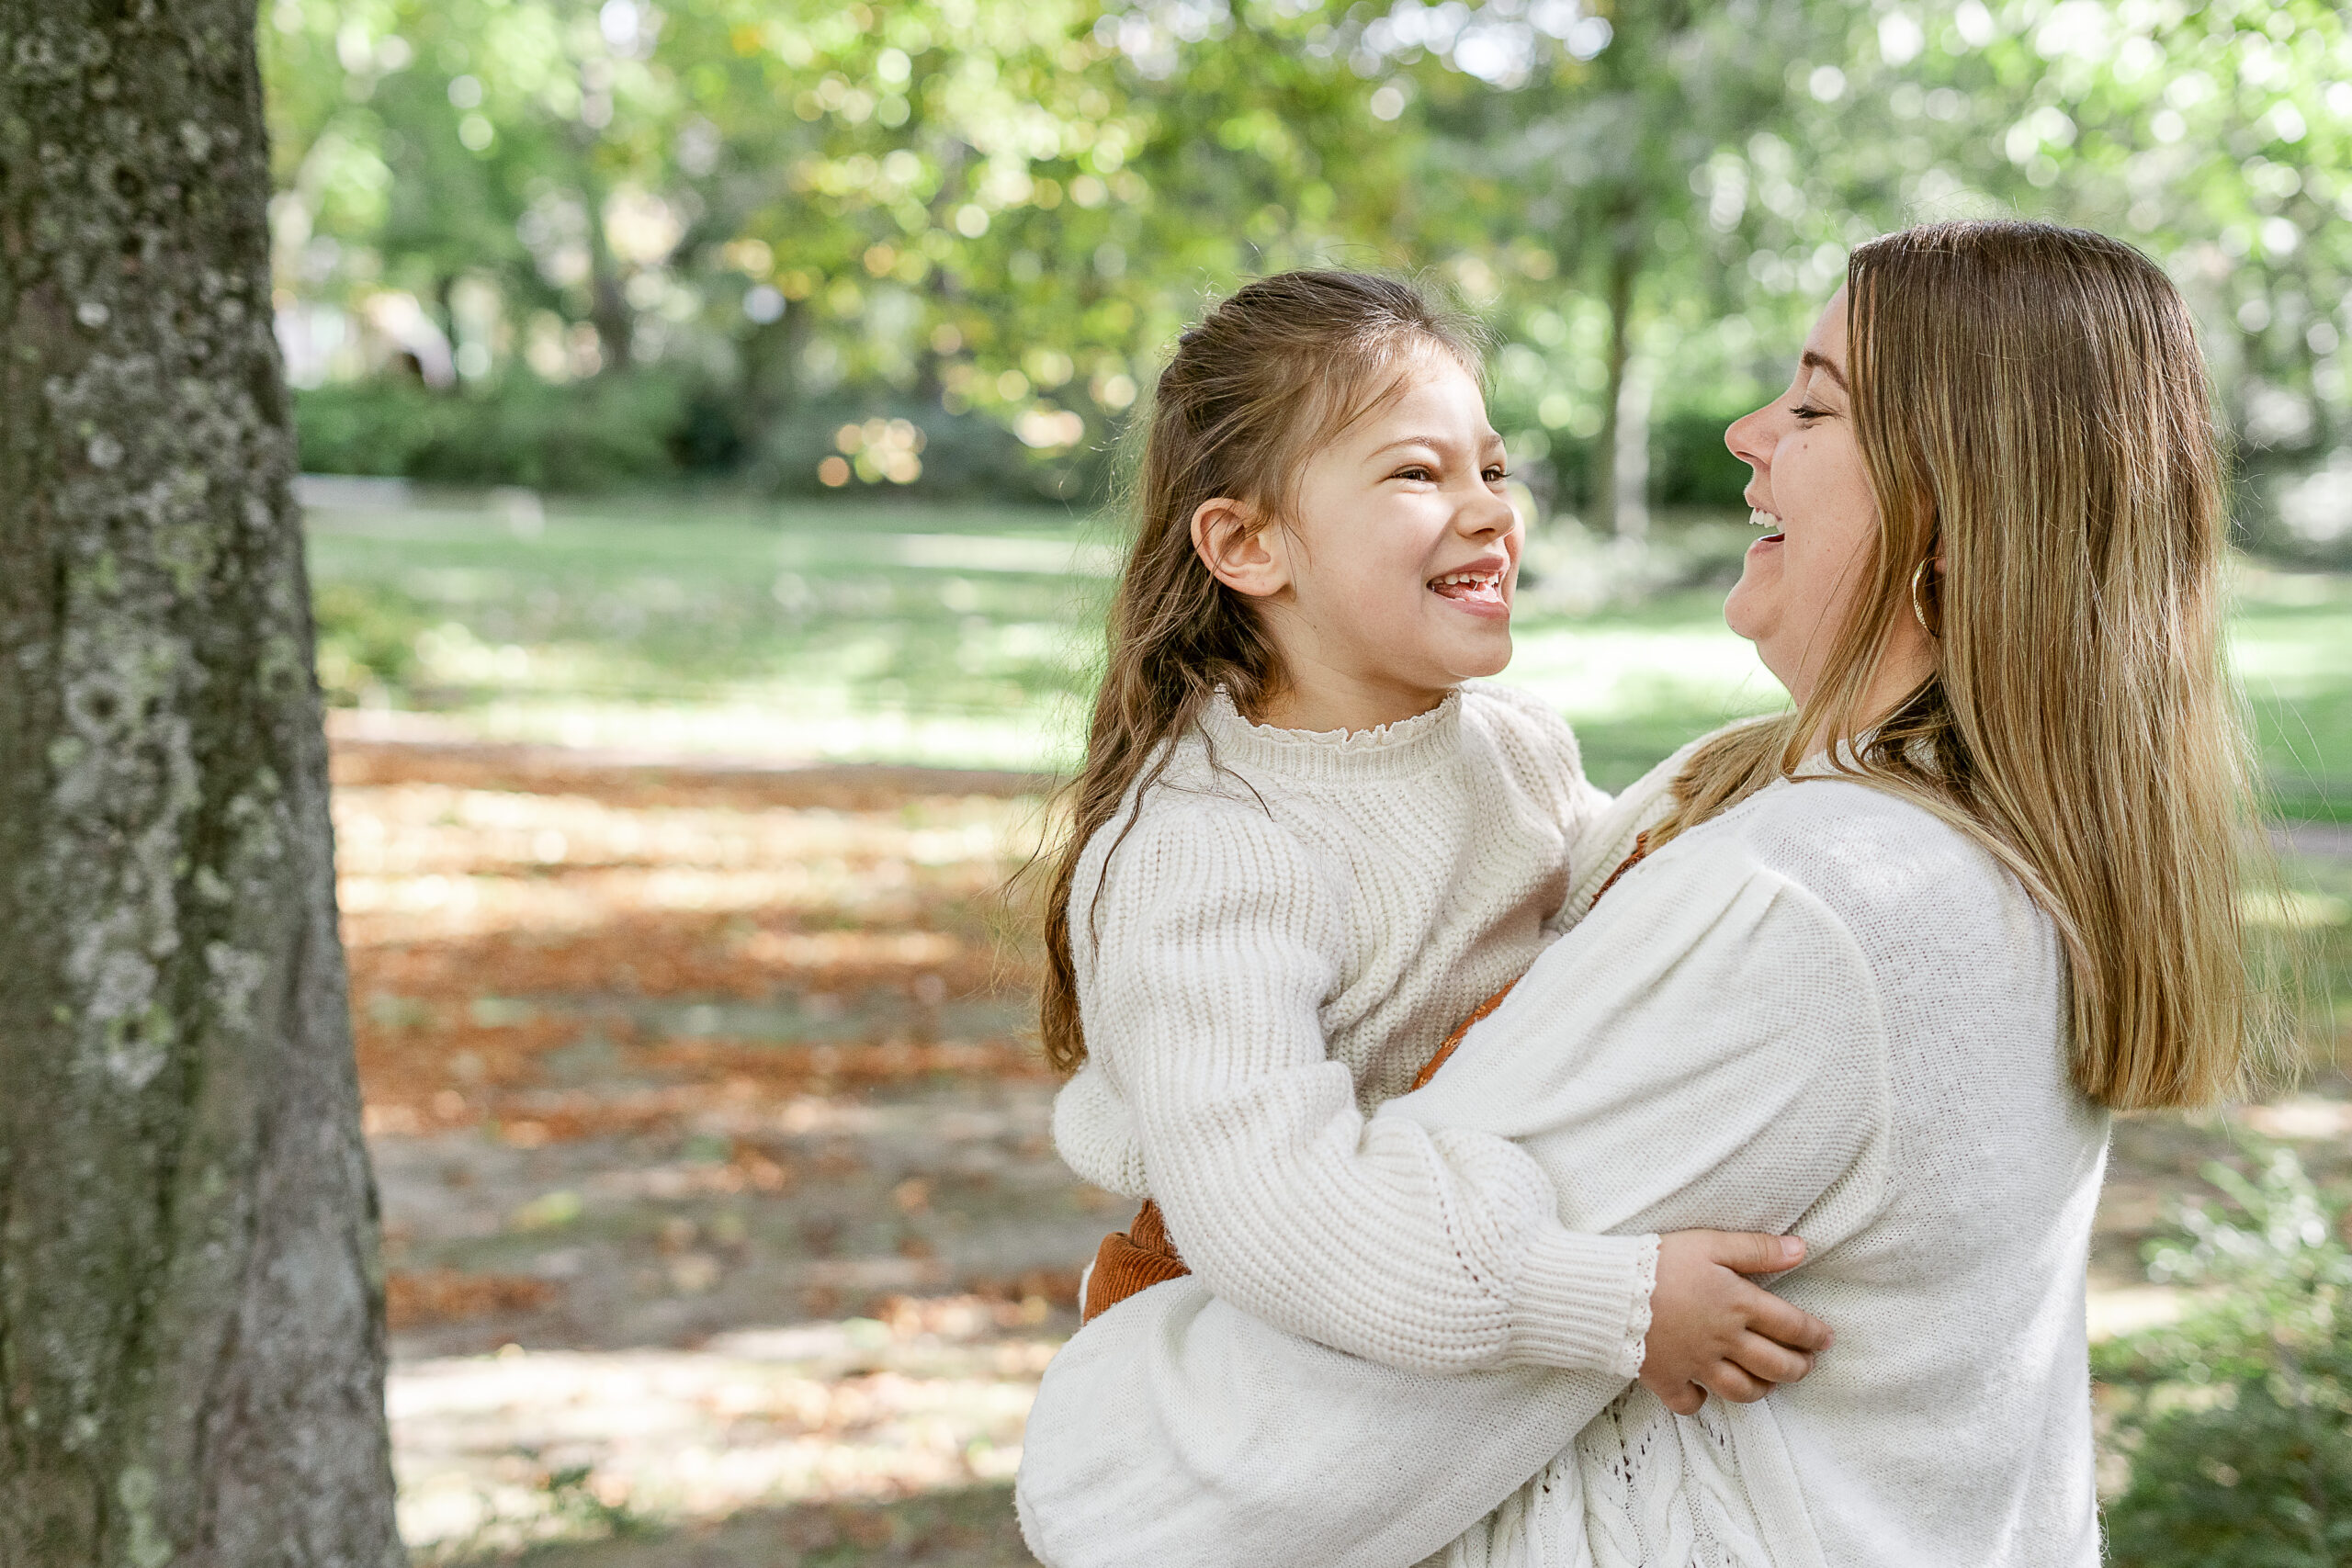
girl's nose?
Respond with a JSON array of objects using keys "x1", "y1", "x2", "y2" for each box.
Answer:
[{"x1": 1462, "y1": 486, "x2": 1515, "y2": 536}]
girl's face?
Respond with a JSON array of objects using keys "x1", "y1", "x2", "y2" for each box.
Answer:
[
  {"x1": 1195, "y1": 351, "x2": 1521, "y2": 729},
  {"x1": 1723, "y1": 287, "x2": 1896, "y2": 703}
]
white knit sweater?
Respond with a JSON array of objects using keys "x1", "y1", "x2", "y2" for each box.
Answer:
[
  {"x1": 1019, "y1": 758, "x2": 2109, "y2": 1568},
  {"x1": 1051, "y1": 682, "x2": 1659, "y2": 1375}
]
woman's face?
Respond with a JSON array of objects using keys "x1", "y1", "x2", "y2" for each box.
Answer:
[{"x1": 1722, "y1": 288, "x2": 1891, "y2": 704}]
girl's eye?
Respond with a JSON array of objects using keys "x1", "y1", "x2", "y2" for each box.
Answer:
[
  {"x1": 1394, "y1": 465, "x2": 1434, "y2": 481},
  {"x1": 1484, "y1": 466, "x2": 1510, "y2": 484}
]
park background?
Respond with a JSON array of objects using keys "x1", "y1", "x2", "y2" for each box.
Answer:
[{"x1": 262, "y1": 0, "x2": 2352, "y2": 1562}]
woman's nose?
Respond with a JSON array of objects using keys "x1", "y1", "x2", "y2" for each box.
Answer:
[{"x1": 1725, "y1": 407, "x2": 1771, "y2": 471}]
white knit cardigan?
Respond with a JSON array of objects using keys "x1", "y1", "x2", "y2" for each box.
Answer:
[
  {"x1": 1017, "y1": 751, "x2": 2109, "y2": 1568},
  {"x1": 1052, "y1": 682, "x2": 1657, "y2": 1375}
]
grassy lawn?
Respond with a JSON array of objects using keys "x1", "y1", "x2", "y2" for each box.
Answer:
[
  {"x1": 308, "y1": 491, "x2": 2352, "y2": 1065},
  {"x1": 306, "y1": 492, "x2": 1792, "y2": 782},
  {"x1": 307, "y1": 491, "x2": 1117, "y2": 770},
  {"x1": 308, "y1": 490, "x2": 2352, "y2": 806}
]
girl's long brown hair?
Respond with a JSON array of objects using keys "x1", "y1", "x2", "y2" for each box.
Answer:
[
  {"x1": 1036, "y1": 271, "x2": 1485, "y2": 1074},
  {"x1": 1646, "y1": 220, "x2": 2271, "y2": 1111}
]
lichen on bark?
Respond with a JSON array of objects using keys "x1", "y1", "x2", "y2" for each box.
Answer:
[{"x1": 0, "y1": 4, "x2": 401, "y2": 1565}]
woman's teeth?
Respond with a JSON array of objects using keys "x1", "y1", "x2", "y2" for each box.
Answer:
[
  {"x1": 1430, "y1": 570, "x2": 1504, "y2": 604},
  {"x1": 1748, "y1": 507, "x2": 1786, "y2": 543}
]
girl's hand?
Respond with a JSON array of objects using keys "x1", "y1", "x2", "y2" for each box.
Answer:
[{"x1": 1637, "y1": 1230, "x2": 1832, "y2": 1416}]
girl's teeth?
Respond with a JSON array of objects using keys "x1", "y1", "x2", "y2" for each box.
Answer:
[{"x1": 1431, "y1": 570, "x2": 1503, "y2": 602}]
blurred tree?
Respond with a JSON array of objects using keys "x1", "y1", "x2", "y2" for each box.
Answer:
[
  {"x1": 1860, "y1": 0, "x2": 2352, "y2": 533},
  {"x1": 1384, "y1": 0, "x2": 1855, "y2": 532},
  {"x1": 0, "y1": 2, "x2": 401, "y2": 1562},
  {"x1": 256, "y1": 0, "x2": 2352, "y2": 525}
]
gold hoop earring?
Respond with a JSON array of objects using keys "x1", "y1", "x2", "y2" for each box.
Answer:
[{"x1": 1910, "y1": 558, "x2": 1939, "y2": 637}]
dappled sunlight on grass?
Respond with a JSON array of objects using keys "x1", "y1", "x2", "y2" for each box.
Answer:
[
  {"x1": 393, "y1": 1301, "x2": 1053, "y2": 1561},
  {"x1": 337, "y1": 745, "x2": 1099, "y2": 1566},
  {"x1": 313, "y1": 502, "x2": 2352, "y2": 807}
]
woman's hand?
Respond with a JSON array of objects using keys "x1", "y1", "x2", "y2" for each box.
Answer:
[{"x1": 1638, "y1": 1230, "x2": 1832, "y2": 1416}]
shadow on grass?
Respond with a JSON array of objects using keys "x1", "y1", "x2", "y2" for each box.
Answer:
[{"x1": 438, "y1": 1485, "x2": 1035, "y2": 1568}]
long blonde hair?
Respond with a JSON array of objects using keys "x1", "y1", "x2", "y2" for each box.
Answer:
[
  {"x1": 1035, "y1": 271, "x2": 1487, "y2": 1075},
  {"x1": 1649, "y1": 220, "x2": 2264, "y2": 1111}
]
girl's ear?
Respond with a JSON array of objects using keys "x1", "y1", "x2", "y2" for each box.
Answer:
[{"x1": 1191, "y1": 498, "x2": 1290, "y2": 599}]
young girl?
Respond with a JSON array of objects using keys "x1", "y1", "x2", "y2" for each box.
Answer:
[{"x1": 1041, "y1": 271, "x2": 1828, "y2": 1403}]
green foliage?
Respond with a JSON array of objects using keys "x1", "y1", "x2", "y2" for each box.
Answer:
[
  {"x1": 294, "y1": 376, "x2": 694, "y2": 490},
  {"x1": 2095, "y1": 1148, "x2": 2352, "y2": 1566},
  {"x1": 755, "y1": 398, "x2": 1104, "y2": 502},
  {"x1": 311, "y1": 580, "x2": 425, "y2": 704},
  {"x1": 540, "y1": 1463, "x2": 649, "y2": 1540},
  {"x1": 260, "y1": 2, "x2": 2352, "y2": 517},
  {"x1": 1649, "y1": 412, "x2": 1756, "y2": 510}
]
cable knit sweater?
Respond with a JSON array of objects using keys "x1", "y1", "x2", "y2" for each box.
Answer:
[
  {"x1": 1017, "y1": 755, "x2": 2109, "y2": 1568},
  {"x1": 1050, "y1": 682, "x2": 1660, "y2": 1375}
]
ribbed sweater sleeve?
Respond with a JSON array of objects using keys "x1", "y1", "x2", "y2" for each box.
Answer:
[{"x1": 1085, "y1": 801, "x2": 1655, "y2": 1376}]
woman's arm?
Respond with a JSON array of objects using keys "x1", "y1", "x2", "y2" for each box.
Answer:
[
  {"x1": 1086, "y1": 803, "x2": 1657, "y2": 1375},
  {"x1": 1018, "y1": 844, "x2": 1894, "y2": 1568}
]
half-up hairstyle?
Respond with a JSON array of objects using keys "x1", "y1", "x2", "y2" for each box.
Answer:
[
  {"x1": 1644, "y1": 220, "x2": 2267, "y2": 1111},
  {"x1": 1036, "y1": 270, "x2": 1486, "y2": 1074}
]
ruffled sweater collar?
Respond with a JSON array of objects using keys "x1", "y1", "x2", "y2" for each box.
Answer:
[{"x1": 1195, "y1": 687, "x2": 1462, "y2": 784}]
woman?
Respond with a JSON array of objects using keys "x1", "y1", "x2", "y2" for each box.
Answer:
[{"x1": 1014, "y1": 220, "x2": 2264, "y2": 1567}]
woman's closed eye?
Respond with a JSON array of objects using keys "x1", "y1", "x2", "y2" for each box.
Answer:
[{"x1": 1791, "y1": 403, "x2": 1834, "y2": 423}]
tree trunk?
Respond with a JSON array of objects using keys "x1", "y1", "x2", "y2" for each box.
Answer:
[
  {"x1": 1593, "y1": 212, "x2": 1645, "y2": 537},
  {"x1": 576, "y1": 153, "x2": 633, "y2": 374},
  {"x1": 0, "y1": 5, "x2": 403, "y2": 1566}
]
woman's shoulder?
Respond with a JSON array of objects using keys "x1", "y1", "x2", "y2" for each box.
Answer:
[{"x1": 1710, "y1": 776, "x2": 2039, "y2": 941}]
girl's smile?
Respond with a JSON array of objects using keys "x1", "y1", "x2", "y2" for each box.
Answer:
[{"x1": 1428, "y1": 556, "x2": 1511, "y2": 615}]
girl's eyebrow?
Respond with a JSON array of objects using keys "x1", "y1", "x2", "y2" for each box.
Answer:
[
  {"x1": 1367, "y1": 431, "x2": 1505, "y2": 457},
  {"x1": 1367, "y1": 434, "x2": 1451, "y2": 457},
  {"x1": 1799, "y1": 350, "x2": 1849, "y2": 391}
]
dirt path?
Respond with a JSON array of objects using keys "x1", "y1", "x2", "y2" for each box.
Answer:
[{"x1": 337, "y1": 740, "x2": 2347, "y2": 1565}]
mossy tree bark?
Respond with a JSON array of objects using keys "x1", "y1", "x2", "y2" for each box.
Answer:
[{"x1": 0, "y1": 4, "x2": 401, "y2": 1565}]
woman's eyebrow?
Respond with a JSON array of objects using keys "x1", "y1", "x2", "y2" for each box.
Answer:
[{"x1": 1799, "y1": 350, "x2": 1849, "y2": 392}]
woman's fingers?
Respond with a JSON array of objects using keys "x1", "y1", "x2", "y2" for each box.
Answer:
[{"x1": 1728, "y1": 1331, "x2": 1814, "y2": 1386}]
